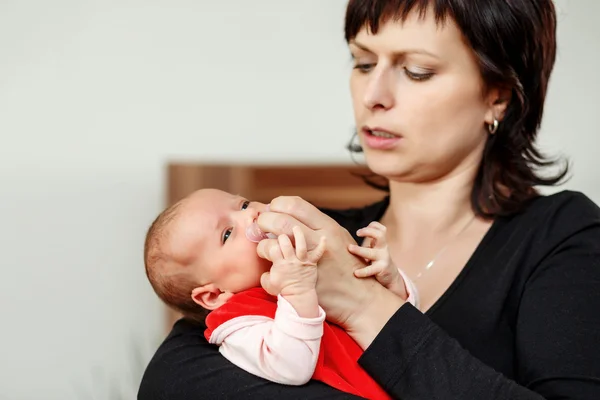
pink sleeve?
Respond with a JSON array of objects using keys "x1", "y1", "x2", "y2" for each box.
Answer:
[
  {"x1": 398, "y1": 268, "x2": 420, "y2": 309},
  {"x1": 208, "y1": 294, "x2": 326, "y2": 385}
]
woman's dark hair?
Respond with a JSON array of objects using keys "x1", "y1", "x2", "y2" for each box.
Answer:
[{"x1": 344, "y1": 0, "x2": 569, "y2": 218}]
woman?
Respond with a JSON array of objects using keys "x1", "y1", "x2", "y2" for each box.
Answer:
[{"x1": 138, "y1": 0, "x2": 600, "y2": 399}]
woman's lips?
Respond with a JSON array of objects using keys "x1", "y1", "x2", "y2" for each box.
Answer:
[{"x1": 362, "y1": 127, "x2": 402, "y2": 150}]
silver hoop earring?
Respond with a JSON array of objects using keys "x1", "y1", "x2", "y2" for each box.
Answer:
[{"x1": 488, "y1": 119, "x2": 499, "y2": 135}]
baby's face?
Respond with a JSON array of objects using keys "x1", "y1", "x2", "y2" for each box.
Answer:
[{"x1": 168, "y1": 188, "x2": 271, "y2": 293}]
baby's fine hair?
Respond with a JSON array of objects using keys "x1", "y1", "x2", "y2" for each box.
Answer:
[{"x1": 144, "y1": 200, "x2": 208, "y2": 323}]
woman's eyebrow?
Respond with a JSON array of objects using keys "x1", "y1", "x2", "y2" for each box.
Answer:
[{"x1": 350, "y1": 39, "x2": 440, "y2": 59}]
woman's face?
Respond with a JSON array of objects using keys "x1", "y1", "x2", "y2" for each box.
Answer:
[{"x1": 349, "y1": 10, "x2": 503, "y2": 183}]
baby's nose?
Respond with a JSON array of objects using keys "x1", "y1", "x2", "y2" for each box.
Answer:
[
  {"x1": 248, "y1": 201, "x2": 266, "y2": 215},
  {"x1": 239, "y1": 204, "x2": 259, "y2": 222}
]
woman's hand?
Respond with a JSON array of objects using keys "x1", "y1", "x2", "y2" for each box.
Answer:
[{"x1": 256, "y1": 196, "x2": 405, "y2": 348}]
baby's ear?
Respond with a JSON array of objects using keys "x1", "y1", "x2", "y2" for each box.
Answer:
[{"x1": 191, "y1": 284, "x2": 232, "y2": 310}]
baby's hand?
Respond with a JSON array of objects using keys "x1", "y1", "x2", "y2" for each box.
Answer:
[
  {"x1": 261, "y1": 226, "x2": 326, "y2": 298},
  {"x1": 348, "y1": 222, "x2": 408, "y2": 300}
]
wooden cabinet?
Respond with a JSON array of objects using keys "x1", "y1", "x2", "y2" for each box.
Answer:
[{"x1": 163, "y1": 162, "x2": 387, "y2": 331}]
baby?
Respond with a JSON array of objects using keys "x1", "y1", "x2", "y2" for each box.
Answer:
[{"x1": 144, "y1": 188, "x2": 418, "y2": 399}]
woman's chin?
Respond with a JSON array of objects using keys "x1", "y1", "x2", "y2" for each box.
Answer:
[{"x1": 364, "y1": 157, "x2": 411, "y2": 181}]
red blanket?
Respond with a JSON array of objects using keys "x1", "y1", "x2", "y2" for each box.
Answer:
[{"x1": 205, "y1": 287, "x2": 390, "y2": 399}]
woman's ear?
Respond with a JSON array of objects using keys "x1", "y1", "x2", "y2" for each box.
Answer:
[
  {"x1": 485, "y1": 86, "x2": 511, "y2": 125},
  {"x1": 191, "y1": 284, "x2": 233, "y2": 310}
]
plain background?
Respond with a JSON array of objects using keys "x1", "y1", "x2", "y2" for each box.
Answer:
[{"x1": 0, "y1": 0, "x2": 598, "y2": 398}]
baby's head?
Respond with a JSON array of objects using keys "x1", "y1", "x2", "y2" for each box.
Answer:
[{"x1": 144, "y1": 188, "x2": 271, "y2": 322}]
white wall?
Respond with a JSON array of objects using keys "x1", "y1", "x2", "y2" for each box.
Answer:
[{"x1": 0, "y1": 0, "x2": 597, "y2": 399}]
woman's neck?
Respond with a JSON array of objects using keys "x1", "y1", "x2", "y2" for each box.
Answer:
[{"x1": 381, "y1": 170, "x2": 477, "y2": 248}]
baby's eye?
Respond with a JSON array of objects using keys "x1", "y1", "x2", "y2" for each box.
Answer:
[
  {"x1": 241, "y1": 200, "x2": 249, "y2": 210},
  {"x1": 222, "y1": 229, "x2": 232, "y2": 244}
]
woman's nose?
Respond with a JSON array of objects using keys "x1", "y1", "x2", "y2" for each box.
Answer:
[{"x1": 363, "y1": 67, "x2": 395, "y2": 111}]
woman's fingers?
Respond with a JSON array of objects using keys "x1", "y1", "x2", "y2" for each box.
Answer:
[
  {"x1": 268, "y1": 196, "x2": 335, "y2": 231},
  {"x1": 256, "y1": 210, "x2": 329, "y2": 259},
  {"x1": 256, "y1": 196, "x2": 385, "y2": 330},
  {"x1": 257, "y1": 211, "x2": 313, "y2": 242}
]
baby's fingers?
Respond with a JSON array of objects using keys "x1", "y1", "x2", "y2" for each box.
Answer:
[
  {"x1": 356, "y1": 225, "x2": 387, "y2": 248},
  {"x1": 278, "y1": 234, "x2": 296, "y2": 260},
  {"x1": 260, "y1": 271, "x2": 279, "y2": 296},
  {"x1": 308, "y1": 236, "x2": 327, "y2": 263},
  {"x1": 361, "y1": 236, "x2": 374, "y2": 249},
  {"x1": 366, "y1": 221, "x2": 387, "y2": 232},
  {"x1": 353, "y1": 263, "x2": 384, "y2": 278},
  {"x1": 292, "y1": 226, "x2": 307, "y2": 260},
  {"x1": 348, "y1": 243, "x2": 380, "y2": 262}
]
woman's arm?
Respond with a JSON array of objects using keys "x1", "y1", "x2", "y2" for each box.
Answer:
[
  {"x1": 358, "y1": 219, "x2": 600, "y2": 399},
  {"x1": 258, "y1": 195, "x2": 600, "y2": 400},
  {"x1": 359, "y1": 304, "x2": 549, "y2": 399},
  {"x1": 354, "y1": 195, "x2": 600, "y2": 399},
  {"x1": 137, "y1": 318, "x2": 364, "y2": 400}
]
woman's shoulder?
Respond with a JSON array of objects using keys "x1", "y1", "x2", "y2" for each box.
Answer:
[
  {"x1": 489, "y1": 190, "x2": 600, "y2": 266},
  {"x1": 511, "y1": 190, "x2": 600, "y2": 232},
  {"x1": 528, "y1": 189, "x2": 599, "y2": 213}
]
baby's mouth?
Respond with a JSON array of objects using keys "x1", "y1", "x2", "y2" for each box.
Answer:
[{"x1": 245, "y1": 220, "x2": 275, "y2": 243}]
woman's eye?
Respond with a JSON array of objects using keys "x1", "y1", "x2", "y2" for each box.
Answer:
[
  {"x1": 222, "y1": 229, "x2": 232, "y2": 244},
  {"x1": 353, "y1": 63, "x2": 375, "y2": 73},
  {"x1": 404, "y1": 68, "x2": 434, "y2": 81},
  {"x1": 241, "y1": 200, "x2": 249, "y2": 210}
]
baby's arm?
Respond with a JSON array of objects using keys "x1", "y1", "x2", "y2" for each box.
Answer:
[
  {"x1": 209, "y1": 226, "x2": 328, "y2": 386},
  {"x1": 261, "y1": 226, "x2": 326, "y2": 318},
  {"x1": 348, "y1": 222, "x2": 419, "y2": 307},
  {"x1": 208, "y1": 296, "x2": 325, "y2": 385}
]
